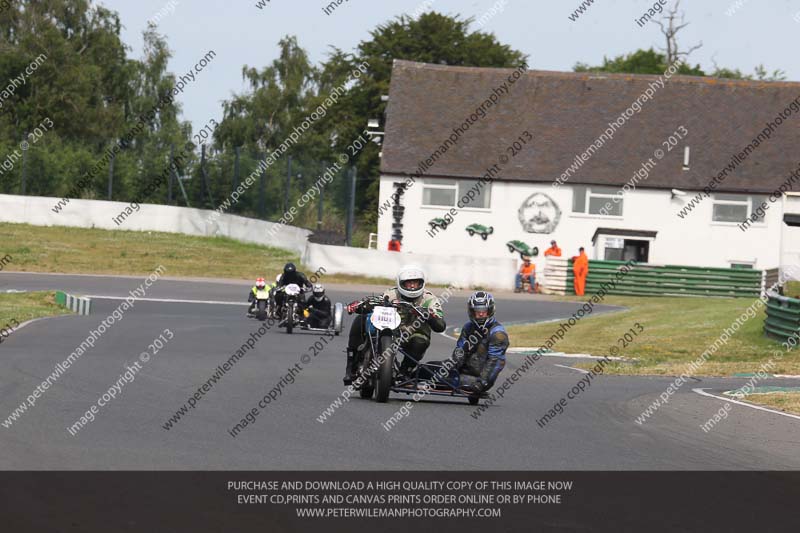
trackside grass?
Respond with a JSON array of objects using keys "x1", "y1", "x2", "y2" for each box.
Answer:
[
  {"x1": 506, "y1": 294, "x2": 798, "y2": 376},
  {"x1": 0, "y1": 222, "x2": 393, "y2": 285},
  {"x1": 786, "y1": 281, "x2": 800, "y2": 299},
  {"x1": 740, "y1": 392, "x2": 800, "y2": 416},
  {"x1": 0, "y1": 291, "x2": 70, "y2": 332}
]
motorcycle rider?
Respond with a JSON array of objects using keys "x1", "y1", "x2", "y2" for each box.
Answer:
[
  {"x1": 247, "y1": 277, "x2": 268, "y2": 315},
  {"x1": 306, "y1": 283, "x2": 333, "y2": 329},
  {"x1": 274, "y1": 262, "x2": 313, "y2": 316},
  {"x1": 344, "y1": 265, "x2": 445, "y2": 385},
  {"x1": 447, "y1": 291, "x2": 508, "y2": 393}
]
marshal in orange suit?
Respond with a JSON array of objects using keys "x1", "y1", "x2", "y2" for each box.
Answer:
[{"x1": 572, "y1": 247, "x2": 589, "y2": 296}]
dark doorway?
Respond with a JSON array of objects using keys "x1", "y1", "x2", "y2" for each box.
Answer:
[{"x1": 622, "y1": 239, "x2": 649, "y2": 262}]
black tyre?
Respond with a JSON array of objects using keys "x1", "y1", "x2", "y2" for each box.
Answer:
[
  {"x1": 468, "y1": 229, "x2": 474, "y2": 236},
  {"x1": 481, "y1": 233, "x2": 488, "y2": 241},
  {"x1": 286, "y1": 302, "x2": 295, "y2": 334},
  {"x1": 358, "y1": 353, "x2": 374, "y2": 399},
  {"x1": 256, "y1": 300, "x2": 267, "y2": 321},
  {"x1": 468, "y1": 396, "x2": 480, "y2": 405},
  {"x1": 375, "y1": 335, "x2": 395, "y2": 403},
  {"x1": 507, "y1": 245, "x2": 515, "y2": 253}
]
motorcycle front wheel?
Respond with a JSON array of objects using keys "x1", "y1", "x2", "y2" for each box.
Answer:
[
  {"x1": 358, "y1": 350, "x2": 374, "y2": 399},
  {"x1": 256, "y1": 299, "x2": 267, "y2": 321},
  {"x1": 286, "y1": 302, "x2": 295, "y2": 334},
  {"x1": 375, "y1": 334, "x2": 395, "y2": 403}
]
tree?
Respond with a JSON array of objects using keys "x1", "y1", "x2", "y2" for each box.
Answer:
[
  {"x1": 214, "y1": 12, "x2": 528, "y2": 233},
  {"x1": 574, "y1": 48, "x2": 703, "y2": 76},
  {"x1": 0, "y1": 1, "x2": 191, "y2": 201},
  {"x1": 325, "y1": 12, "x2": 528, "y2": 226},
  {"x1": 576, "y1": 0, "x2": 785, "y2": 83},
  {"x1": 653, "y1": 0, "x2": 702, "y2": 66},
  {"x1": 216, "y1": 36, "x2": 316, "y2": 155}
]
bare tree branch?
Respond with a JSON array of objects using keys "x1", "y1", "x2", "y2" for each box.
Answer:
[{"x1": 654, "y1": 0, "x2": 702, "y2": 65}]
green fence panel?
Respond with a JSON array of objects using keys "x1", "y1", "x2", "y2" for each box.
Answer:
[
  {"x1": 764, "y1": 293, "x2": 800, "y2": 342},
  {"x1": 566, "y1": 260, "x2": 763, "y2": 298}
]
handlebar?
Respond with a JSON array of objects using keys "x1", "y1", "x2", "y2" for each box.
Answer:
[{"x1": 349, "y1": 295, "x2": 425, "y2": 317}]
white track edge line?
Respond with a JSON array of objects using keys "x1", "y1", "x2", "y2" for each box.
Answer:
[
  {"x1": 85, "y1": 295, "x2": 246, "y2": 306},
  {"x1": 692, "y1": 388, "x2": 800, "y2": 422}
]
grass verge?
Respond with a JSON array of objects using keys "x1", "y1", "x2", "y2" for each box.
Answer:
[
  {"x1": 506, "y1": 294, "x2": 798, "y2": 376},
  {"x1": 786, "y1": 281, "x2": 800, "y2": 299},
  {"x1": 0, "y1": 222, "x2": 393, "y2": 286},
  {"x1": 0, "y1": 291, "x2": 70, "y2": 333},
  {"x1": 739, "y1": 392, "x2": 800, "y2": 416}
]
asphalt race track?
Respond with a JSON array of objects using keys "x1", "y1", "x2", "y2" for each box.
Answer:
[{"x1": 1, "y1": 273, "x2": 799, "y2": 470}]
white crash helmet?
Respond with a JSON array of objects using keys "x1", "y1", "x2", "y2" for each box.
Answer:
[
  {"x1": 312, "y1": 283, "x2": 325, "y2": 301},
  {"x1": 397, "y1": 264, "x2": 426, "y2": 300}
]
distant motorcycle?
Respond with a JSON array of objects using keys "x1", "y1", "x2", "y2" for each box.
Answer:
[
  {"x1": 277, "y1": 283, "x2": 304, "y2": 334},
  {"x1": 276, "y1": 284, "x2": 344, "y2": 335},
  {"x1": 248, "y1": 287, "x2": 271, "y2": 321}
]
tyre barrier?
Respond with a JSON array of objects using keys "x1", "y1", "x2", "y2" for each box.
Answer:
[
  {"x1": 55, "y1": 291, "x2": 92, "y2": 316},
  {"x1": 764, "y1": 291, "x2": 800, "y2": 342}
]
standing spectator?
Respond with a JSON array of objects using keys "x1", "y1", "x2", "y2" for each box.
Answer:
[
  {"x1": 572, "y1": 247, "x2": 589, "y2": 296},
  {"x1": 515, "y1": 256, "x2": 535, "y2": 293},
  {"x1": 544, "y1": 240, "x2": 562, "y2": 257}
]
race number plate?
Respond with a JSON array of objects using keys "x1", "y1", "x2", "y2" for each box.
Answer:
[
  {"x1": 255, "y1": 289, "x2": 269, "y2": 299},
  {"x1": 285, "y1": 284, "x2": 301, "y2": 296},
  {"x1": 370, "y1": 306, "x2": 401, "y2": 330}
]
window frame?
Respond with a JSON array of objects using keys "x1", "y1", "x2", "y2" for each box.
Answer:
[
  {"x1": 711, "y1": 194, "x2": 768, "y2": 226},
  {"x1": 572, "y1": 186, "x2": 624, "y2": 218},
  {"x1": 420, "y1": 179, "x2": 492, "y2": 210}
]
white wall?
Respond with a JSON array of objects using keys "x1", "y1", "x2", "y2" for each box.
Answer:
[
  {"x1": 0, "y1": 194, "x2": 310, "y2": 254},
  {"x1": 782, "y1": 194, "x2": 800, "y2": 279},
  {"x1": 378, "y1": 176, "x2": 785, "y2": 272},
  {"x1": 0, "y1": 194, "x2": 517, "y2": 290},
  {"x1": 303, "y1": 242, "x2": 517, "y2": 290}
]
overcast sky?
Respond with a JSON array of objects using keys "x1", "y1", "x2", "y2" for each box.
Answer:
[{"x1": 102, "y1": 0, "x2": 800, "y2": 130}]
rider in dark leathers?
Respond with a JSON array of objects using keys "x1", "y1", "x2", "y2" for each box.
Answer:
[
  {"x1": 423, "y1": 291, "x2": 508, "y2": 394},
  {"x1": 306, "y1": 284, "x2": 332, "y2": 329},
  {"x1": 274, "y1": 263, "x2": 313, "y2": 314}
]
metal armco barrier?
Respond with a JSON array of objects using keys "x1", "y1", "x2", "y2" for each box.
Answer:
[
  {"x1": 764, "y1": 291, "x2": 800, "y2": 342},
  {"x1": 542, "y1": 258, "x2": 762, "y2": 297},
  {"x1": 55, "y1": 291, "x2": 92, "y2": 315}
]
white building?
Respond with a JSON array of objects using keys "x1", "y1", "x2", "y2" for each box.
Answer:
[{"x1": 377, "y1": 61, "x2": 800, "y2": 275}]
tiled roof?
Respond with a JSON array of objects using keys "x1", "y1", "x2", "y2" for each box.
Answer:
[{"x1": 381, "y1": 60, "x2": 800, "y2": 194}]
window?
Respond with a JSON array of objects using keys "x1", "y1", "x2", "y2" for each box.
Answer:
[
  {"x1": 712, "y1": 194, "x2": 766, "y2": 224},
  {"x1": 572, "y1": 186, "x2": 623, "y2": 217},
  {"x1": 751, "y1": 195, "x2": 768, "y2": 222},
  {"x1": 421, "y1": 179, "x2": 491, "y2": 209},
  {"x1": 422, "y1": 180, "x2": 457, "y2": 207},
  {"x1": 458, "y1": 180, "x2": 491, "y2": 209}
]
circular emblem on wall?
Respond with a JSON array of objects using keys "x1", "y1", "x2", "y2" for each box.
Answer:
[{"x1": 518, "y1": 192, "x2": 561, "y2": 234}]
